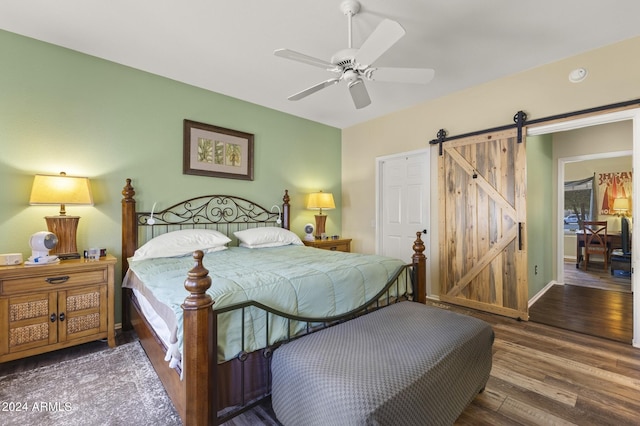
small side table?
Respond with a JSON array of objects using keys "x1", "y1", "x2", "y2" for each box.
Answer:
[{"x1": 0, "y1": 255, "x2": 116, "y2": 363}]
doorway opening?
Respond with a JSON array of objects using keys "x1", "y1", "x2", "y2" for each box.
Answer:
[{"x1": 527, "y1": 107, "x2": 640, "y2": 347}]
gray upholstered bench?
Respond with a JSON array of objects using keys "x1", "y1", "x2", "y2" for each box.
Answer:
[{"x1": 271, "y1": 301, "x2": 494, "y2": 426}]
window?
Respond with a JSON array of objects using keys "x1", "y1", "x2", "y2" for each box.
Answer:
[{"x1": 564, "y1": 175, "x2": 595, "y2": 232}]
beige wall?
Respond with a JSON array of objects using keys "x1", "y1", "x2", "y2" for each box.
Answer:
[{"x1": 342, "y1": 36, "x2": 640, "y2": 297}]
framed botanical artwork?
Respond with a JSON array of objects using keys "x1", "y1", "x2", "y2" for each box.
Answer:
[{"x1": 183, "y1": 119, "x2": 254, "y2": 180}]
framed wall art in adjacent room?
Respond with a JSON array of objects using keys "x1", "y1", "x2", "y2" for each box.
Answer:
[{"x1": 183, "y1": 119, "x2": 254, "y2": 180}]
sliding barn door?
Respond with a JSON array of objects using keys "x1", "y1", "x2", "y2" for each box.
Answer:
[{"x1": 438, "y1": 129, "x2": 528, "y2": 320}]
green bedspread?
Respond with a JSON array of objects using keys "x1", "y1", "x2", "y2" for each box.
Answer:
[{"x1": 124, "y1": 245, "x2": 406, "y2": 363}]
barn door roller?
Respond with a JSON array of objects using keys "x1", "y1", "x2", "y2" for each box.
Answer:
[{"x1": 430, "y1": 110, "x2": 527, "y2": 155}]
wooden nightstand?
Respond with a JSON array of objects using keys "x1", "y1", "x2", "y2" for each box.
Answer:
[
  {"x1": 0, "y1": 255, "x2": 116, "y2": 363},
  {"x1": 303, "y1": 238, "x2": 352, "y2": 252}
]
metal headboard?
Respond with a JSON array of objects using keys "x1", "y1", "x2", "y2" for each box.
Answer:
[{"x1": 136, "y1": 195, "x2": 284, "y2": 247}]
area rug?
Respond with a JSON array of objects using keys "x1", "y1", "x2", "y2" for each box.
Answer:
[{"x1": 0, "y1": 341, "x2": 181, "y2": 426}]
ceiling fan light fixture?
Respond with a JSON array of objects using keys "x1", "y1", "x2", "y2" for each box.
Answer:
[
  {"x1": 343, "y1": 69, "x2": 359, "y2": 83},
  {"x1": 347, "y1": 79, "x2": 361, "y2": 89},
  {"x1": 348, "y1": 78, "x2": 371, "y2": 109}
]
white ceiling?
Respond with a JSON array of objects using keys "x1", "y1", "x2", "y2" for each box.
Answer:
[{"x1": 2, "y1": 1, "x2": 640, "y2": 129}]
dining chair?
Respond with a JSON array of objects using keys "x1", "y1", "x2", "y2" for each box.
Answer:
[{"x1": 582, "y1": 221, "x2": 609, "y2": 271}]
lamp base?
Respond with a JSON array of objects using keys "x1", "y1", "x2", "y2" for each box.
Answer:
[
  {"x1": 314, "y1": 214, "x2": 327, "y2": 239},
  {"x1": 44, "y1": 216, "x2": 81, "y2": 257}
]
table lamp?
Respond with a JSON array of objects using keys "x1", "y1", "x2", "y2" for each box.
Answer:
[
  {"x1": 613, "y1": 197, "x2": 630, "y2": 217},
  {"x1": 29, "y1": 172, "x2": 94, "y2": 259},
  {"x1": 307, "y1": 191, "x2": 335, "y2": 239},
  {"x1": 613, "y1": 197, "x2": 631, "y2": 238}
]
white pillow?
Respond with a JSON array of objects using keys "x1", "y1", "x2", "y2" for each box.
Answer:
[
  {"x1": 234, "y1": 227, "x2": 303, "y2": 248},
  {"x1": 131, "y1": 229, "x2": 231, "y2": 260}
]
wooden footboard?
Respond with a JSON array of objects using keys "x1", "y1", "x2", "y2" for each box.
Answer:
[{"x1": 121, "y1": 179, "x2": 427, "y2": 425}]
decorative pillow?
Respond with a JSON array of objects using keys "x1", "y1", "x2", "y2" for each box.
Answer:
[
  {"x1": 234, "y1": 227, "x2": 303, "y2": 248},
  {"x1": 131, "y1": 229, "x2": 231, "y2": 260}
]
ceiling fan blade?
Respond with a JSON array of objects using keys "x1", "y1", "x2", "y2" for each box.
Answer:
[
  {"x1": 370, "y1": 67, "x2": 435, "y2": 84},
  {"x1": 348, "y1": 79, "x2": 371, "y2": 109},
  {"x1": 288, "y1": 78, "x2": 340, "y2": 101},
  {"x1": 274, "y1": 48, "x2": 335, "y2": 69},
  {"x1": 355, "y1": 19, "x2": 406, "y2": 67}
]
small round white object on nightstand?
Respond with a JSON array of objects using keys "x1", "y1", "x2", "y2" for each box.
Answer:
[
  {"x1": 304, "y1": 223, "x2": 315, "y2": 242},
  {"x1": 27, "y1": 231, "x2": 59, "y2": 264}
]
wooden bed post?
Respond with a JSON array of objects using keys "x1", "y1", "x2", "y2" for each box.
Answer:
[
  {"x1": 122, "y1": 178, "x2": 137, "y2": 280},
  {"x1": 121, "y1": 179, "x2": 137, "y2": 329},
  {"x1": 412, "y1": 231, "x2": 427, "y2": 303},
  {"x1": 282, "y1": 189, "x2": 290, "y2": 230},
  {"x1": 182, "y1": 250, "x2": 216, "y2": 426}
]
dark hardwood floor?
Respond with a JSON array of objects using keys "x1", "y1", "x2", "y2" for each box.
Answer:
[
  {"x1": 529, "y1": 284, "x2": 633, "y2": 343},
  {"x1": 450, "y1": 302, "x2": 640, "y2": 426},
  {"x1": 563, "y1": 259, "x2": 632, "y2": 293},
  {"x1": 528, "y1": 260, "x2": 633, "y2": 344}
]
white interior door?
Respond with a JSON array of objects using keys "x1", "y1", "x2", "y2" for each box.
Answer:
[{"x1": 377, "y1": 149, "x2": 430, "y2": 266}]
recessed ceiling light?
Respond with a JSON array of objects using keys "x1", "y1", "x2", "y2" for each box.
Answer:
[{"x1": 568, "y1": 68, "x2": 588, "y2": 83}]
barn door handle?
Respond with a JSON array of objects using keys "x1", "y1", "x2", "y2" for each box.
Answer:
[{"x1": 518, "y1": 222, "x2": 524, "y2": 250}]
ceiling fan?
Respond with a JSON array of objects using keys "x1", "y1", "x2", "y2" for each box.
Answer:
[{"x1": 274, "y1": 0, "x2": 435, "y2": 109}]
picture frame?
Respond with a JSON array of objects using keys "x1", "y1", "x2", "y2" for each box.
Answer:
[{"x1": 183, "y1": 119, "x2": 254, "y2": 181}]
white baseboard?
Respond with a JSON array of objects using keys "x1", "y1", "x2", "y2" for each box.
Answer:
[{"x1": 528, "y1": 280, "x2": 560, "y2": 308}]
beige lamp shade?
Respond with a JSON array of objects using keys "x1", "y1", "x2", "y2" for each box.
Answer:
[
  {"x1": 613, "y1": 198, "x2": 630, "y2": 211},
  {"x1": 29, "y1": 172, "x2": 93, "y2": 258},
  {"x1": 29, "y1": 173, "x2": 93, "y2": 216},
  {"x1": 307, "y1": 191, "x2": 335, "y2": 213}
]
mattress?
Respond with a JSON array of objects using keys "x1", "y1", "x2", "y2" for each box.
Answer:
[
  {"x1": 123, "y1": 245, "x2": 407, "y2": 365},
  {"x1": 271, "y1": 301, "x2": 494, "y2": 426}
]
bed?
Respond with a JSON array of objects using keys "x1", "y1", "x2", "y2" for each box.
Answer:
[{"x1": 120, "y1": 179, "x2": 427, "y2": 425}]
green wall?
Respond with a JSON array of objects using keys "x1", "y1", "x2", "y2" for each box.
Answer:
[
  {"x1": 0, "y1": 30, "x2": 342, "y2": 323},
  {"x1": 526, "y1": 134, "x2": 554, "y2": 299}
]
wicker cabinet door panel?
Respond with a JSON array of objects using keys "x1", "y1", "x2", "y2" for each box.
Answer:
[
  {"x1": 58, "y1": 284, "x2": 107, "y2": 342},
  {"x1": 4, "y1": 291, "x2": 58, "y2": 354}
]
